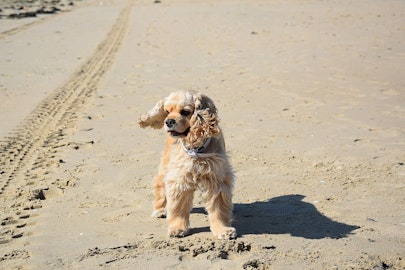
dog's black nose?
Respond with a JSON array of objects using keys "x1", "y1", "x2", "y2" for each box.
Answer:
[{"x1": 165, "y1": 119, "x2": 176, "y2": 128}]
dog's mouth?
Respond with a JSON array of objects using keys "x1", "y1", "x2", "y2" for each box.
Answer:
[{"x1": 168, "y1": 127, "x2": 190, "y2": 137}]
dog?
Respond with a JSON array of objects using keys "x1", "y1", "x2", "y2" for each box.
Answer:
[{"x1": 138, "y1": 90, "x2": 236, "y2": 239}]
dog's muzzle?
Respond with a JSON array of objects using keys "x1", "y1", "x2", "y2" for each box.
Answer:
[{"x1": 165, "y1": 119, "x2": 190, "y2": 137}]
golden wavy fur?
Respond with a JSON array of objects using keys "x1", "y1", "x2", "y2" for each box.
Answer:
[{"x1": 138, "y1": 90, "x2": 236, "y2": 239}]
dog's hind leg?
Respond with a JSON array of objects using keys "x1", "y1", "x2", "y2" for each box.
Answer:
[
  {"x1": 151, "y1": 174, "x2": 167, "y2": 218},
  {"x1": 151, "y1": 137, "x2": 175, "y2": 218}
]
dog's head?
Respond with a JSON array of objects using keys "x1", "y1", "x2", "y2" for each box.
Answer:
[{"x1": 138, "y1": 90, "x2": 220, "y2": 143}]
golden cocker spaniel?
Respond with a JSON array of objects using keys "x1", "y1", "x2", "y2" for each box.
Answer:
[{"x1": 138, "y1": 90, "x2": 236, "y2": 239}]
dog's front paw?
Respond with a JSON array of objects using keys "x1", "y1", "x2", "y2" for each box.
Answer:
[
  {"x1": 151, "y1": 209, "x2": 166, "y2": 218},
  {"x1": 214, "y1": 227, "x2": 237, "y2": 240},
  {"x1": 168, "y1": 227, "x2": 189, "y2": 238}
]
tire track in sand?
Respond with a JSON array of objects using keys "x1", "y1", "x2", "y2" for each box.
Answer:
[
  {"x1": 0, "y1": 2, "x2": 132, "y2": 247},
  {"x1": 0, "y1": 17, "x2": 49, "y2": 39}
]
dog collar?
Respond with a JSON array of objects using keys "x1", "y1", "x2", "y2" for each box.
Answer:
[{"x1": 181, "y1": 137, "x2": 216, "y2": 158}]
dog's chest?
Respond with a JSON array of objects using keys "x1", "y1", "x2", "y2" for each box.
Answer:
[
  {"x1": 176, "y1": 155, "x2": 223, "y2": 183},
  {"x1": 192, "y1": 158, "x2": 212, "y2": 174}
]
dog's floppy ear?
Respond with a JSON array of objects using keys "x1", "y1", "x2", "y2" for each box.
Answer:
[
  {"x1": 195, "y1": 93, "x2": 217, "y2": 116},
  {"x1": 138, "y1": 98, "x2": 167, "y2": 129},
  {"x1": 189, "y1": 93, "x2": 220, "y2": 139}
]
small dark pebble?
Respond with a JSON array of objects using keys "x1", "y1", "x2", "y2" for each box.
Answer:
[{"x1": 178, "y1": 245, "x2": 189, "y2": 252}]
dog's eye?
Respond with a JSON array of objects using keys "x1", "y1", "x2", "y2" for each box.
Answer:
[
  {"x1": 181, "y1": 110, "x2": 190, "y2": 116},
  {"x1": 165, "y1": 110, "x2": 169, "y2": 114}
]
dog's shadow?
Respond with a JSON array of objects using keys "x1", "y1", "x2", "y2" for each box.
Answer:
[{"x1": 192, "y1": 194, "x2": 359, "y2": 239}]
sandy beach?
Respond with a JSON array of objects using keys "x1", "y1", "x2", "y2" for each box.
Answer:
[{"x1": 1, "y1": 0, "x2": 404, "y2": 269}]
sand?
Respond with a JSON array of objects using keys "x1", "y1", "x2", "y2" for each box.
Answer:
[{"x1": 1, "y1": 0, "x2": 404, "y2": 269}]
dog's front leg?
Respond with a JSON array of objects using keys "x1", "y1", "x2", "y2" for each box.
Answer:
[
  {"x1": 165, "y1": 182, "x2": 194, "y2": 237},
  {"x1": 204, "y1": 176, "x2": 237, "y2": 240}
]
